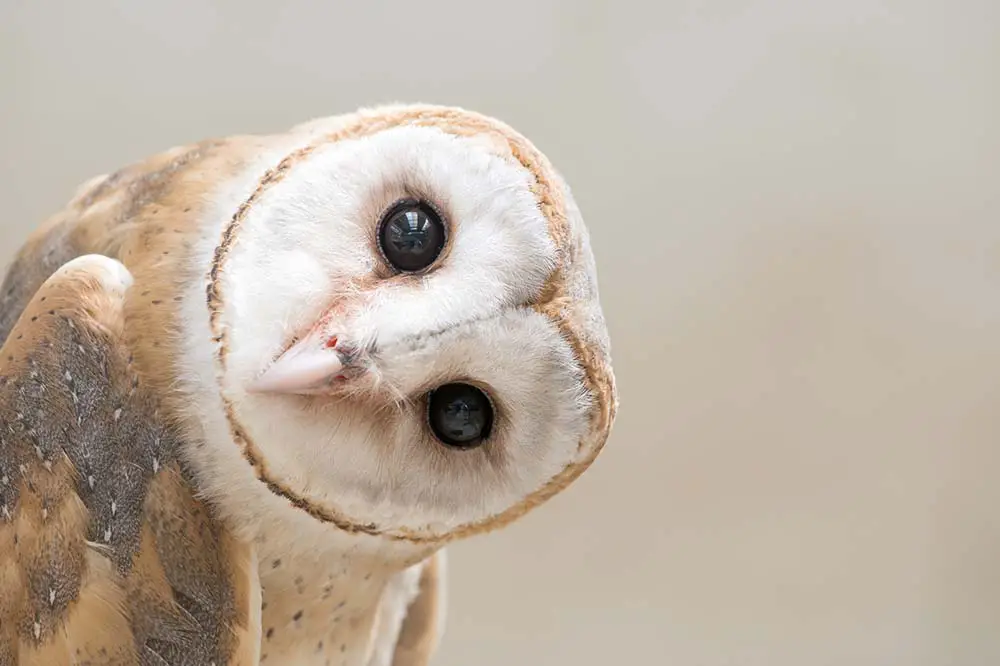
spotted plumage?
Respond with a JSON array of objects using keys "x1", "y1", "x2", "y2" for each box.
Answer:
[
  {"x1": 0, "y1": 256, "x2": 258, "y2": 665},
  {"x1": 0, "y1": 104, "x2": 617, "y2": 665}
]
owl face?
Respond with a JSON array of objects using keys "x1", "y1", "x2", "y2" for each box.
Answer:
[{"x1": 180, "y1": 107, "x2": 615, "y2": 552}]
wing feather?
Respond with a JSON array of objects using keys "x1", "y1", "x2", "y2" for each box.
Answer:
[
  {"x1": 390, "y1": 552, "x2": 445, "y2": 666},
  {"x1": 0, "y1": 255, "x2": 260, "y2": 665}
]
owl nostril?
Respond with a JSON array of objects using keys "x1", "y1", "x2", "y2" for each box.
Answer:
[{"x1": 427, "y1": 383, "x2": 494, "y2": 449}]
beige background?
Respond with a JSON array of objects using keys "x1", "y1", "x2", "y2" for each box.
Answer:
[{"x1": 2, "y1": 1, "x2": 999, "y2": 664}]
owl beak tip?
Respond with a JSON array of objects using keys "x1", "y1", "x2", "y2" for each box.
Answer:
[{"x1": 248, "y1": 337, "x2": 346, "y2": 395}]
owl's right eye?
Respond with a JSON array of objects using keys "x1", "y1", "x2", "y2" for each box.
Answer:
[{"x1": 377, "y1": 199, "x2": 446, "y2": 273}]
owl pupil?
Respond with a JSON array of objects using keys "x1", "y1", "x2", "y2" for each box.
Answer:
[
  {"x1": 428, "y1": 383, "x2": 494, "y2": 449},
  {"x1": 378, "y1": 200, "x2": 445, "y2": 272}
]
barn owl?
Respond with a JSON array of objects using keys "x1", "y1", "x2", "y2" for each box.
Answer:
[{"x1": 0, "y1": 104, "x2": 617, "y2": 665}]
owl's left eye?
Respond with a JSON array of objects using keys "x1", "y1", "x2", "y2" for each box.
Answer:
[
  {"x1": 377, "y1": 200, "x2": 446, "y2": 273},
  {"x1": 427, "y1": 383, "x2": 494, "y2": 450}
]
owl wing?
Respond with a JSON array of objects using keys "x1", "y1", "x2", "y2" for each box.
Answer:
[
  {"x1": 390, "y1": 552, "x2": 445, "y2": 666},
  {"x1": 0, "y1": 255, "x2": 260, "y2": 666}
]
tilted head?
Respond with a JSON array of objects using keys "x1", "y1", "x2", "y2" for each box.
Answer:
[{"x1": 179, "y1": 104, "x2": 616, "y2": 557}]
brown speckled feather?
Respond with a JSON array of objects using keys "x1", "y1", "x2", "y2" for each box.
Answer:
[{"x1": 0, "y1": 257, "x2": 260, "y2": 665}]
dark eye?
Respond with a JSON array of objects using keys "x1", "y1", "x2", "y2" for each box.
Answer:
[
  {"x1": 377, "y1": 200, "x2": 446, "y2": 273},
  {"x1": 427, "y1": 383, "x2": 494, "y2": 449}
]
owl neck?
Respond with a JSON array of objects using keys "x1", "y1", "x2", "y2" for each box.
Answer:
[{"x1": 254, "y1": 535, "x2": 420, "y2": 664}]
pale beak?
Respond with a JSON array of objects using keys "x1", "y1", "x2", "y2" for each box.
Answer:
[{"x1": 248, "y1": 329, "x2": 346, "y2": 395}]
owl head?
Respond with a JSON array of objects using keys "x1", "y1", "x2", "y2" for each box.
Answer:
[{"x1": 180, "y1": 104, "x2": 616, "y2": 556}]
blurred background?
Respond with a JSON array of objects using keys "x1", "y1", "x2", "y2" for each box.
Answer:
[{"x1": 2, "y1": 1, "x2": 999, "y2": 664}]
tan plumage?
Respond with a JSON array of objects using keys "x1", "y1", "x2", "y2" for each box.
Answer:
[
  {"x1": 0, "y1": 256, "x2": 259, "y2": 665},
  {"x1": 0, "y1": 104, "x2": 617, "y2": 665}
]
